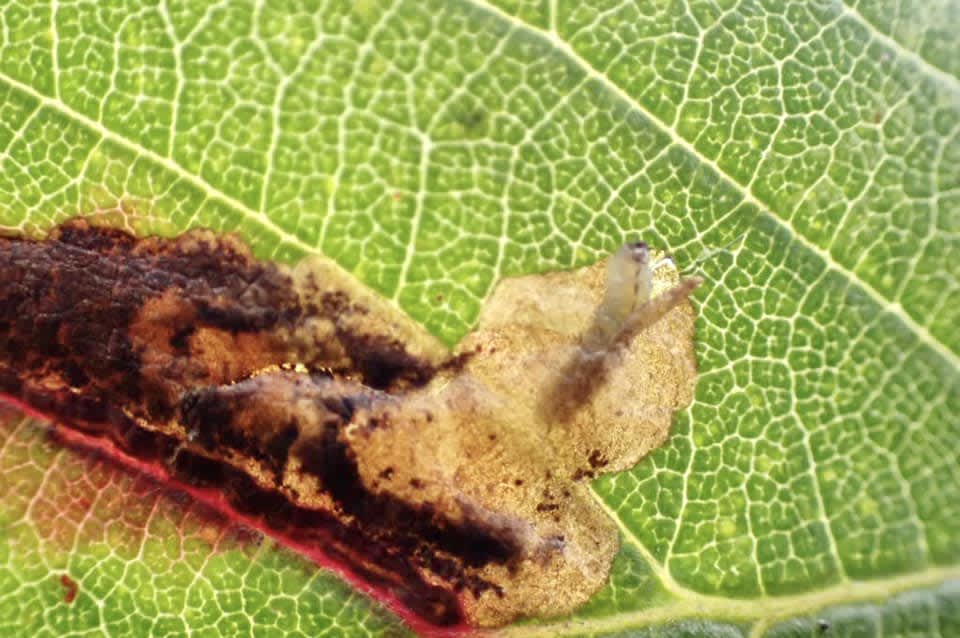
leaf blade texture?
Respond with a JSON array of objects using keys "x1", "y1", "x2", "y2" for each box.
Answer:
[{"x1": 0, "y1": 0, "x2": 957, "y2": 636}]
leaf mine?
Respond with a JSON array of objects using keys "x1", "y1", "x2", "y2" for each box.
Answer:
[{"x1": 0, "y1": 219, "x2": 698, "y2": 629}]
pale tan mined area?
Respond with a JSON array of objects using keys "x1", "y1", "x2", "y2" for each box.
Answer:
[
  {"x1": 350, "y1": 250, "x2": 699, "y2": 626},
  {"x1": 289, "y1": 256, "x2": 452, "y2": 374}
]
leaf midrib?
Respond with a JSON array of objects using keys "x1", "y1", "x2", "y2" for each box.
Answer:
[
  {"x1": 464, "y1": 0, "x2": 960, "y2": 370},
  {"x1": 498, "y1": 565, "x2": 960, "y2": 638}
]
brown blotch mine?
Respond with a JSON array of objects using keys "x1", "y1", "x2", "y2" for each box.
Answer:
[{"x1": 0, "y1": 219, "x2": 698, "y2": 628}]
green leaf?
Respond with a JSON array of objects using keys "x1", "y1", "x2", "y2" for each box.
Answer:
[{"x1": 0, "y1": 0, "x2": 957, "y2": 636}]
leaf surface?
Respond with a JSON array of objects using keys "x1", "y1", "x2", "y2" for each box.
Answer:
[{"x1": 0, "y1": 1, "x2": 957, "y2": 636}]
